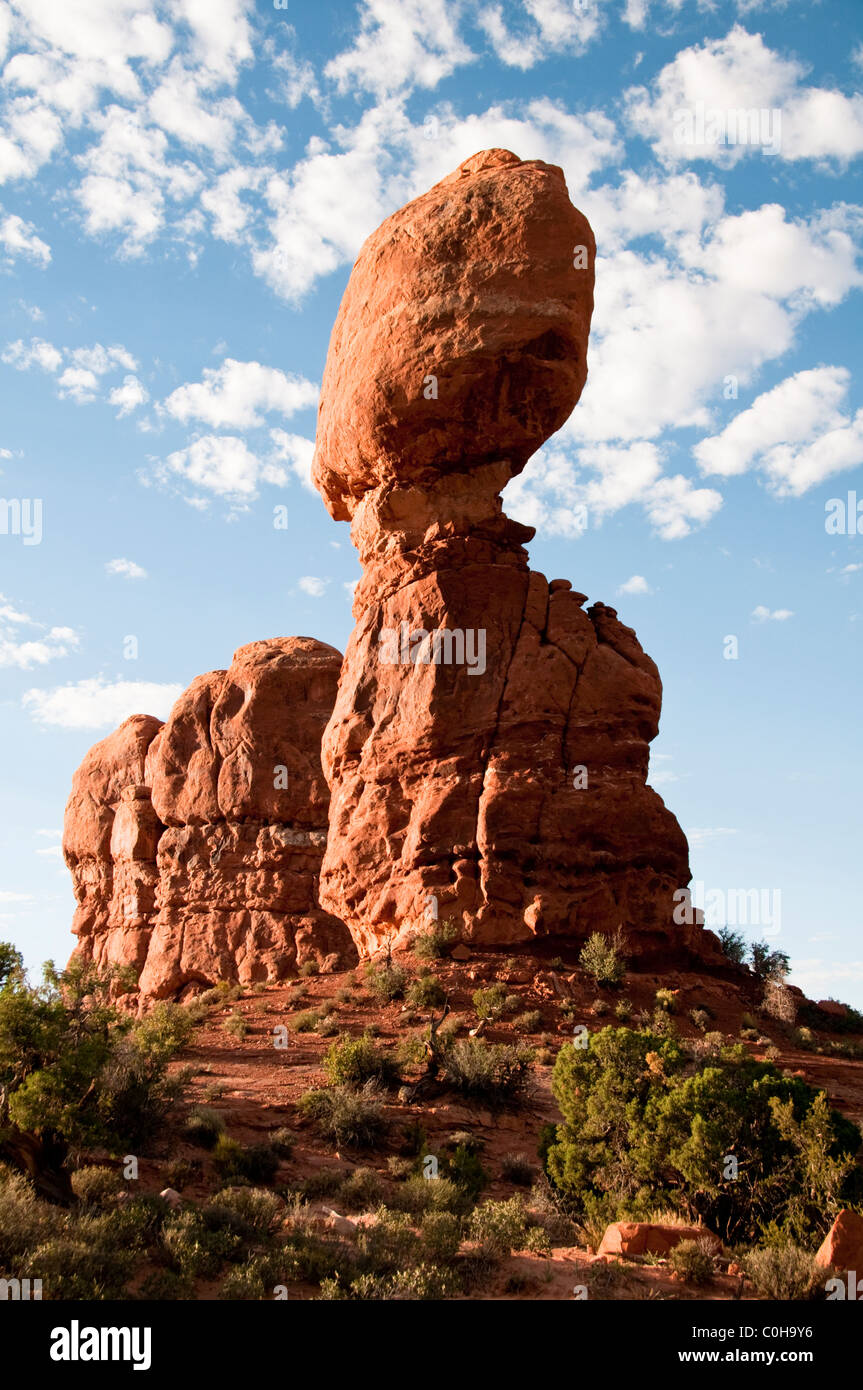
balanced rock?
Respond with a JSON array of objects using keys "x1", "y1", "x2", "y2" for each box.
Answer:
[
  {"x1": 313, "y1": 149, "x2": 714, "y2": 961},
  {"x1": 65, "y1": 637, "x2": 356, "y2": 1000}
]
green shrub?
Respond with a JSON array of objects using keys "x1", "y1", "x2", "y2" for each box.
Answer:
[
  {"x1": 390, "y1": 1175, "x2": 467, "y2": 1217},
  {"x1": 468, "y1": 1197, "x2": 528, "y2": 1257},
  {"x1": 71, "y1": 1165, "x2": 122, "y2": 1209},
  {"x1": 472, "y1": 983, "x2": 510, "y2": 1021},
  {"x1": 744, "y1": 1244, "x2": 819, "y2": 1300},
  {"x1": 408, "y1": 972, "x2": 447, "y2": 1010},
  {"x1": 545, "y1": 1025, "x2": 862, "y2": 1245},
  {"x1": 420, "y1": 1210, "x2": 462, "y2": 1261},
  {"x1": 717, "y1": 928, "x2": 746, "y2": 965},
  {"x1": 0, "y1": 953, "x2": 192, "y2": 1200},
  {"x1": 211, "y1": 1135, "x2": 279, "y2": 1185},
  {"x1": 27, "y1": 1235, "x2": 134, "y2": 1299},
  {"x1": 689, "y1": 1007, "x2": 711, "y2": 1031},
  {"x1": 579, "y1": 932, "x2": 625, "y2": 986},
  {"x1": 501, "y1": 1153, "x2": 535, "y2": 1186},
  {"x1": 439, "y1": 1038, "x2": 532, "y2": 1108},
  {"x1": 412, "y1": 921, "x2": 459, "y2": 960},
  {"x1": 322, "y1": 1032, "x2": 399, "y2": 1088},
  {"x1": 223, "y1": 1011, "x2": 248, "y2": 1039},
  {"x1": 750, "y1": 941, "x2": 791, "y2": 982},
  {"x1": 183, "y1": 1105, "x2": 226, "y2": 1149},
  {"x1": 206, "y1": 1186, "x2": 283, "y2": 1235},
  {"x1": 655, "y1": 988, "x2": 677, "y2": 1013},
  {"x1": 138, "y1": 1268, "x2": 194, "y2": 1300},
  {"x1": 298, "y1": 1083, "x2": 389, "y2": 1149},
  {"x1": 515, "y1": 1010, "x2": 543, "y2": 1033},
  {"x1": 614, "y1": 999, "x2": 633, "y2": 1022},
  {"x1": 162, "y1": 1208, "x2": 241, "y2": 1278},
  {"x1": 338, "y1": 1167, "x2": 383, "y2": 1212},
  {"x1": 0, "y1": 1167, "x2": 57, "y2": 1265},
  {"x1": 269, "y1": 1126, "x2": 294, "y2": 1158},
  {"x1": 299, "y1": 960, "x2": 319, "y2": 978},
  {"x1": 669, "y1": 1238, "x2": 714, "y2": 1285},
  {"x1": 292, "y1": 1009, "x2": 321, "y2": 1033},
  {"x1": 364, "y1": 960, "x2": 408, "y2": 1003}
]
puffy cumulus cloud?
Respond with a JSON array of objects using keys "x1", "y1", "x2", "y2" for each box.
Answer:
[
  {"x1": 626, "y1": 25, "x2": 863, "y2": 167},
  {"x1": 563, "y1": 195, "x2": 862, "y2": 446},
  {"x1": 109, "y1": 374, "x2": 149, "y2": 416},
  {"x1": 478, "y1": 0, "x2": 605, "y2": 71},
  {"x1": 74, "y1": 104, "x2": 203, "y2": 253},
  {"x1": 160, "y1": 358, "x2": 318, "y2": 430},
  {"x1": 153, "y1": 433, "x2": 289, "y2": 504},
  {"x1": 503, "y1": 442, "x2": 722, "y2": 540},
  {"x1": 0, "y1": 209, "x2": 50, "y2": 264},
  {"x1": 694, "y1": 367, "x2": 863, "y2": 497},
  {"x1": 22, "y1": 675, "x2": 183, "y2": 729},
  {"x1": 106, "y1": 557, "x2": 147, "y2": 579},
  {"x1": 254, "y1": 96, "x2": 620, "y2": 302},
  {"x1": 752, "y1": 605, "x2": 794, "y2": 621},
  {"x1": 324, "y1": 0, "x2": 474, "y2": 98},
  {"x1": 2, "y1": 336, "x2": 142, "y2": 407},
  {"x1": 2, "y1": 336, "x2": 62, "y2": 372},
  {"x1": 200, "y1": 165, "x2": 266, "y2": 242},
  {"x1": 0, "y1": 593, "x2": 79, "y2": 670},
  {"x1": 269, "y1": 430, "x2": 316, "y2": 490},
  {"x1": 618, "y1": 573, "x2": 651, "y2": 595},
  {"x1": 298, "y1": 575, "x2": 329, "y2": 597}
]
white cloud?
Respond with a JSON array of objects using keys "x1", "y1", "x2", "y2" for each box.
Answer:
[
  {"x1": 57, "y1": 366, "x2": 100, "y2": 403},
  {"x1": 106, "y1": 557, "x2": 147, "y2": 580},
  {"x1": 0, "y1": 210, "x2": 51, "y2": 265},
  {"x1": 344, "y1": 579, "x2": 359, "y2": 601},
  {"x1": 694, "y1": 367, "x2": 863, "y2": 497},
  {"x1": 478, "y1": 0, "x2": 604, "y2": 71},
  {"x1": 618, "y1": 574, "x2": 650, "y2": 596},
  {"x1": 23, "y1": 676, "x2": 183, "y2": 729},
  {"x1": 0, "y1": 597, "x2": 79, "y2": 669},
  {"x1": 2, "y1": 337, "x2": 62, "y2": 372},
  {"x1": 504, "y1": 442, "x2": 722, "y2": 541},
  {"x1": 109, "y1": 373, "x2": 149, "y2": 416},
  {"x1": 325, "y1": 0, "x2": 474, "y2": 97},
  {"x1": 0, "y1": 891, "x2": 33, "y2": 903},
  {"x1": 269, "y1": 430, "x2": 315, "y2": 490},
  {"x1": 687, "y1": 827, "x2": 739, "y2": 849},
  {"x1": 298, "y1": 575, "x2": 329, "y2": 597},
  {"x1": 155, "y1": 433, "x2": 287, "y2": 502},
  {"x1": 626, "y1": 25, "x2": 863, "y2": 166},
  {"x1": 2, "y1": 338, "x2": 140, "y2": 408},
  {"x1": 200, "y1": 165, "x2": 265, "y2": 242},
  {"x1": 161, "y1": 358, "x2": 318, "y2": 429},
  {"x1": 751, "y1": 605, "x2": 794, "y2": 622}
]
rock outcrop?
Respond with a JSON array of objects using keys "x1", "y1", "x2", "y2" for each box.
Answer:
[
  {"x1": 313, "y1": 148, "x2": 711, "y2": 961},
  {"x1": 65, "y1": 637, "x2": 356, "y2": 999}
]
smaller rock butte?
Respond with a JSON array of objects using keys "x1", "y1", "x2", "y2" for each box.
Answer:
[{"x1": 64, "y1": 637, "x2": 356, "y2": 1001}]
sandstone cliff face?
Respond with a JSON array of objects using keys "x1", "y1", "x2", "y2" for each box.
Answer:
[
  {"x1": 313, "y1": 149, "x2": 709, "y2": 960},
  {"x1": 65, "y1": 638, "x2": 356, "y2": 999}
]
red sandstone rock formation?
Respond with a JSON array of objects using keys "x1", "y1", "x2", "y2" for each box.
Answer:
[
  {"x1": 313, "y1": 149, "x2": 713, "y2": 961},
  {"x1": 65, "y1": 638, "x2": 355, "y2": 998}
]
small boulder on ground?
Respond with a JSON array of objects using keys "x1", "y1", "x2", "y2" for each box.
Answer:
[
  {"x1": 598, "y1": 1221, "x2": 722, "y2": 1258},
  {"x1": 814, "y1": 1209, "x2": 863, "y2": 1270}
]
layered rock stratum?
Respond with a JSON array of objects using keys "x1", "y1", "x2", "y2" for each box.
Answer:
[
  {"x1": 64, "y1": 638, "x2": 356, "y2": 998},
  {"x1": 313, "y1": 148, "x2": 711, "y2": 960}
]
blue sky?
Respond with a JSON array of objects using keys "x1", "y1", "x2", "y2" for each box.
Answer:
[{"x1": 1, "y1": 0, "x2": 861, "y2": 1001}]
